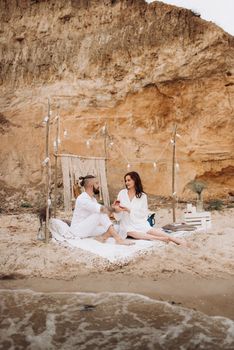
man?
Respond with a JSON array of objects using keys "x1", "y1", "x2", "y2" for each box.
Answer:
[{"x1": 70, "y1": 175, "x2": 133, "y2": 245}]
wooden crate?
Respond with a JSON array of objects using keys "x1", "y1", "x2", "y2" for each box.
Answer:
[{"x1": 183, "y1": 211, "x2": 211, "y2": 229}]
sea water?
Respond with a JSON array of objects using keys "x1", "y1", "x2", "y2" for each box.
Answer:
[{"x1": 0, "y1": 290, "x2": 234, "y2": 350}]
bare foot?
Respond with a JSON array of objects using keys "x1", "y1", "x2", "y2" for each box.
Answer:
[
  {"x1": 116, "y1": 239, "x2": 135, "y2": 246},
  {"x1": 179, "y1": 239, "x2": 190, "y2": 248},
  {"x1": 184, "y1": 241, "x2": 192, "y2": 248},
  {"x1": 95, "y1": 236, "x2": 106, "y2": 243}
]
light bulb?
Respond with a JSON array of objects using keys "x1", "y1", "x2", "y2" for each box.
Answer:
[
  {"x1": 153, "y1": 162, "x2": 157, "y2": 172},
  {"x1": 42, "y1": 157, "x2": 50, "y2": 166}
]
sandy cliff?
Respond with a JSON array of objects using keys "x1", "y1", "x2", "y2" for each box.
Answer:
[{"x1": 0, "y1": 0, "x2": 233, "y2": 206}]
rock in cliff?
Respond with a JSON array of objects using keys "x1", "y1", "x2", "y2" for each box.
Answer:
[{"x1": 0, "y1": 0, "x2": 233, "y2": 205}]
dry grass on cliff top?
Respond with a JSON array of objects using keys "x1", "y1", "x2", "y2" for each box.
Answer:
[{"x1": 0, "y1": 208, "x2": 234, "y2": 281}]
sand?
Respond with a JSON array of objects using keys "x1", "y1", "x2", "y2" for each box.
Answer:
[{"x1": 0, "y1": 208, "x2": 234, "y2": 319}]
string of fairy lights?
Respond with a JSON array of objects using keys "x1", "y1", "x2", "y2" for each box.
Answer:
[
  {"x1": 41, "y1": 113, "x2": 186, "y2": 176},
  {"x1": 85, "y1": 124, "x2": 184, "y2": 174}
]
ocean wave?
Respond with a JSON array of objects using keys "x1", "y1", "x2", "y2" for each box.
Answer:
[{"x1": 0, "y1": 290, "x2": 233, "y2": 350}]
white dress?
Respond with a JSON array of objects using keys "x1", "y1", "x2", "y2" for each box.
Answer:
[
  {"x1": 70, "y1": 192, "x2": 112, "y2": 238},
  {"x1": 114, "y1": 189, "x2": 151, "y2": 238}
]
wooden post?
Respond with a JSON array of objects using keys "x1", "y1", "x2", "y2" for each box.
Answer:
[
  {"x1": 103, "y1": 122, "x2": 110, "y2": 206},
  {"x1": 172, "y1": 124, "x2": 177, "y2": 223},
  {"x1": 104, "y1": 122, "x2": 108, "y2": 159},
  {"x1": 45, "y1": 98, "x2": 51, "y2": 243},
  {"x1": 53, "y1": 114, "x2": 59, "y2": 218}
]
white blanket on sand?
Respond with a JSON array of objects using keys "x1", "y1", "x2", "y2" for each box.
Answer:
[{"x1": 49, "y1": 218, "x2": 191, "y2": 264}]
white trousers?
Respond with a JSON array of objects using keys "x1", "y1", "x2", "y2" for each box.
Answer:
[{"x1": 70, "y1": 213, "x2": 112, "y2": 238}]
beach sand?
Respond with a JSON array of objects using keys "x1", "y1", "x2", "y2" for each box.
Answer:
[{"x1": 0, "y1": 208, "x2": 234, "y2": 319}]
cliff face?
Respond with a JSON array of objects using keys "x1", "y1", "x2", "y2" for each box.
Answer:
[{"x1": 0, "y1": 0, "x2": 233, "y2": 203}]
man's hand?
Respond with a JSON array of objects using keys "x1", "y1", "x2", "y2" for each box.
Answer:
[
  {"x1": 101, "y1": 206, "x2": 116, "y2": 215},
  {"x1": 100, "y1": 206, "x2": 111, "y2": 215}
]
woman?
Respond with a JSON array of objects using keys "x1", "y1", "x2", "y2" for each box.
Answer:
[{"x1": 113, "y1": 171, "x2": 187, "y2": 246}]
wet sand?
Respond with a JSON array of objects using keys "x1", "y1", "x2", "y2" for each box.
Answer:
[{"x1": 1, "y1": 273, "x2": 234, "y2": 320}]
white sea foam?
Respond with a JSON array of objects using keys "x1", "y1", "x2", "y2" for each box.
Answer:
[{"x1": 0, "y1": 290, "x2": 234, "y2": 350}]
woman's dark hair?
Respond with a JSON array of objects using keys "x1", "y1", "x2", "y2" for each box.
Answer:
[
  {"x1": 79, "y1": 175, "x2": 95, "y2": 187},
  {"x1": 124, "y1": 171, "x2": 144, "y2": 198}
]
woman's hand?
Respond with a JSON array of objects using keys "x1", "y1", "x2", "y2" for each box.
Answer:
[
  {"x1": 112, "y1": 200, "x2": 130, "y2": 213},
  {"x1": 112, "y1": 205, "x2": 123, "y2": 213},
  {"x1": 120, "y1": 206, "x2": 130, "y2": 213}
]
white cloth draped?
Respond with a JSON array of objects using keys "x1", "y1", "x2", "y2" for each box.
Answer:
[{"x1": 49, "y1": 218, "x2": 193, "y2": 264}]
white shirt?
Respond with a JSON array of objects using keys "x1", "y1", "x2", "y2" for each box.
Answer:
[
  {"x1": 71, "y1": 192, "x2": 101, "y2": 225},
  {"x1": 114, "y1": 189, "x2": 151, "y2": 238}
]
